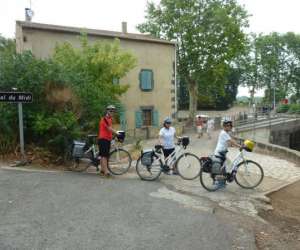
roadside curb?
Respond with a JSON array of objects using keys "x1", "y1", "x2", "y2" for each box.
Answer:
[{"x1": 0, "y1": 166, "x2": 62, "y2": 173}]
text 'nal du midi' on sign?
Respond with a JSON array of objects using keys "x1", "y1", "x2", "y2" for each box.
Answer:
[{"x1": 0, "y1": 92, "x2": 33, "y2": 103}]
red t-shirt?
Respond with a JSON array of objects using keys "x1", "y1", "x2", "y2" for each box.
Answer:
[{"x1": 98, "y1": 115, "x2": 113, "y2": 141}]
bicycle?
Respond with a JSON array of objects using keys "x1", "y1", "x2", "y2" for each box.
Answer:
[
  {"x1": 199, "y1": 145, "x2": 264, "y2": 192},
  {"x1": 67, "y1": 131, "x2": 132, "y2": 175},
  {"x1": 136, "y1": 136, "x2": 201, "y2": 181}
]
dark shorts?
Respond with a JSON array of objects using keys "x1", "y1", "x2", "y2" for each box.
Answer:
[
  {"x1": 98, "y1": 139, "x2": 111, "y2": 158},
  {"x1": 163, "y1": 148, "x2": 175, "y2": 158}
]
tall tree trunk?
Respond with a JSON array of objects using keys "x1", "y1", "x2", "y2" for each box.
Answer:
[
  {"x1": 250, "y1": 86, "x2": 255, "y2": 105},
  {"x1": 187, "y1": 80, "x2": 198, "y2": 120}
]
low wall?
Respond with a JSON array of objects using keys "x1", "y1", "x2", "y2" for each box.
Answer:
[
  {"x1": 126, "y1": 123, "x2": 184, "y2": 141},
  {"x1": 270, "y1": 120, "x2": 300, "y2": 150},
  {"x1": 237, "y1": 128, "x2": 270, "y2": 144},
  {"x1": 235, "y1": 136, "x2": 300, "y2": 165}
]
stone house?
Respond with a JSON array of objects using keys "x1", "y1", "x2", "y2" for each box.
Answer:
[{"x1": 15, "y1": 21, "x2": 177, "y2": 133}]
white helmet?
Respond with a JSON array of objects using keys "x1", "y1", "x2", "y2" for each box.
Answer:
[
  {"x1": 222, "y1": 118, "x2": 233, "y2": 126},
  {"x1": 163, "y1": 117, "x2": 172, "y2": 124}
]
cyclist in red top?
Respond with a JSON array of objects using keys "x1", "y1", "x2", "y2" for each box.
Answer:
[{"x1": 98, "y1": 105, "x2": 119, "y2": 177}]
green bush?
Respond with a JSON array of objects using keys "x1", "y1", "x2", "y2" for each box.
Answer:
[
  {"x1": 0, "y1": 35, "x2": 136, "y2": 159},
  {"x1": 288, "y1": 104, "x2": 300, "y2": 114},
  {"x1": 33, "y1": 111, "x2": 81, "y2": 158},
  {"x1": 276, "y1": 104, "x2": 290, "y2": 113}
]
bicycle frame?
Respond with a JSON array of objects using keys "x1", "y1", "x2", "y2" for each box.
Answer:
[
  {"x1": 224, "y1": 149, "x2": 247, "y2": 174},
  {"x1": 155, "y1": 144, "x2": 185, "y2": 167}
]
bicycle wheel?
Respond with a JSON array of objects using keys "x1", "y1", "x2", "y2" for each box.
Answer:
[
  {"x1": 108, "y1": 149, "x2": 132, "y2": 175},
  {"x1": 234, "y1": 160, "x2": 264, "y2": 189},
  {"x1": 136, "y1": 154, "x2": 162, "y2": 181},
  {"x1": 67, "y1": 157, "x2": 91, "y2": 172},
  {"x1": 199, "y1": 168, "x2": 220, "y2": 192},
  {"x1": 176, "y1": 153, "x2": 201, "y2": 180}
]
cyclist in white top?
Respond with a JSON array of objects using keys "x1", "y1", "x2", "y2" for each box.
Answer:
[
  {"x1": 212, "y1": 119, "x2": 241, "y2": 188},
  {"x1": 158, "y1": 117, "x2": 178, "y2": 174},
  {"x1": 214, "y1": 119, "x2": 240, "y2": 156}
]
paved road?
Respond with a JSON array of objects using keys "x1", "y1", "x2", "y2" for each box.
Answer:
[
  {"x1": 141, "y1": 131, "x2": 300, "y2": 217},
  {"x1": 2, "y1": 129, "x2": 297, "y2": 250},
  {"x1": 0, "y1": 168, "x2": 256, "y2": 250}
]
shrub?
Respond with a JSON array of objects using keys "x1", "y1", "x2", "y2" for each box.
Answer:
[
  {"x1": 276, "y1": 104, "x2": 290, "y2": 113},
  {"x1": 33, "y1": 111, "x2": 81, "y2": 158},
  {"x1": 288, "y1": 104, "x2": 300, "y2": 114},
  {"x1": 0, "y1": 35, "x2": 136, "y2": 159}
]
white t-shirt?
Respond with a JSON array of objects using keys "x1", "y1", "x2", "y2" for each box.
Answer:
[
  {"x1": 207, "y1": 119, "x2": 215, "y2": 129},
  {"x1": 159, "y1": 127, "x2": 176, "y2": 149},
  {"x1": 214, "y1": 130, "x2": 231, "y2": 156}
]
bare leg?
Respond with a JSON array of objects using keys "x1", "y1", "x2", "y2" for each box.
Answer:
[{"x1": 100, "y1": 157, "x2": 109, "y2": 175}]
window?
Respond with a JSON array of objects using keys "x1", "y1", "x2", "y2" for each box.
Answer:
[
  {"x1": 142, "y1": 109, "x2": 152, "y2": 126},
  {"x1": 135, "y1": 108, "x2": 159, "y2": 128},
  {"x1": 139, "y1": 69, "x2": 154, "y2": 91}
]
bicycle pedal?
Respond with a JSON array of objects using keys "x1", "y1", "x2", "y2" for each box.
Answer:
[
  {"x1": 164, "y1": 170, "x2": 172, "y2": 175},
  {"x1": 162, "y1": 165, "x2": 170, "y2": 172}
]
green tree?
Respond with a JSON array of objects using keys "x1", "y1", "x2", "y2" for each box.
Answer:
[
  {"x1": 284, "y1": 32, "x2": 300, "y2": 101},
  {"x1": 238, "y1": 34, "x2": 263, "y2": 105},
  {"x1": 51, "y1": 35, "x2": 137, "y2": 129},
  {"x1": 255, "y1": 33, "x2": 292, "y2": 104},
  {"x1": 0, "y1": 35, "x2": 136, "y2": 158},
  {"x1": 138, "y1": 0, "x2": 248, "y2": 118}
]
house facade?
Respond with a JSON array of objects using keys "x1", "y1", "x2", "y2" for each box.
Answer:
[{"x1": 16, "y1": 21, "x2": 177, "y2": 132}]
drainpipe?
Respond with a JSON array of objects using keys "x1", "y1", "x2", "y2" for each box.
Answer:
[{"x1": 174, "y1": 43, "x2": 177, "y2": 118}]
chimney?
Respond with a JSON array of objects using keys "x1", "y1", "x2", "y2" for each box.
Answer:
[
  {"x1": 25, "y1": 8, "x2": 34, "y2": 22},
  {"x1": 122, "y1": 22, "x2": 127, "y2": 33}
]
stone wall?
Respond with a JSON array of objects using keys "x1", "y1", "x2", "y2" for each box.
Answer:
[
  {"x1": 126, "y1": 123, "x2": 184, "y2": 141},
  {"x1": 270, "y1": 120, "x2": 300, "y2": 149},
  {"x1": 234, "y1": 137, "x2": 300, "y2": 166}
]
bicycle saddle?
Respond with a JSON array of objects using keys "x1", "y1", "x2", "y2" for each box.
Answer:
[
  {"x1": 87, "y1": 134, "x2": 97, "y2": 138},
  {"x1": 154, "y1": 145, "x2": 163, "y2": 151}
]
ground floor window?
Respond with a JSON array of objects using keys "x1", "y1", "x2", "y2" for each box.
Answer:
[
  {"x1": 135, "y1": 107, "x2": 159, "y2": 128},
  {"x1": 142, "y1": 109, "x2": 152, "y2": 126}
]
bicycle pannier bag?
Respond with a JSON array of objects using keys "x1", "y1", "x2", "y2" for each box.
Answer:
[
  {"x1": 182, "y1": 136, "x2": 190, "y2": 147},
  {"x1": 141, "y1": 149, "x2": 154, "y2": 166},
  {"x1": 200, "y1": 157, "x2": 212, "y2": 173},
  {"x1": 72, "y1": 140, "x2": 86, "y2": 158},
  {"x1": 116, "y1": 130, "x2": 126, "y2": 142}
]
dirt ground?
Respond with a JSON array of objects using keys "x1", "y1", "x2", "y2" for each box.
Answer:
[{"x1": 257, "y1": 180, "x2": 300, "y2": 250}]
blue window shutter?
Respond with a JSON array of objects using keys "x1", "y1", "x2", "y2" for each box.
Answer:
[
  {"x1": 135, "y1": 111, "x2": 142, "y2": 128},
  {"x1": 145, "y1": 71, "x2": 151, "y2": 89},
  {"x1": 152, "y1": 110, "x2": 159, "y2": 127},
  {"x1": 140, "y1": 69, "x2": 153, "y2": 91},
  {"x1": 120, "y1": 111, "x2": 126, "y2": 131}
]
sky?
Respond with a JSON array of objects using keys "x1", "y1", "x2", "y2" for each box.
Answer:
[{"x1": 1, "y1": 0, "x2": 300, "y2": 96}]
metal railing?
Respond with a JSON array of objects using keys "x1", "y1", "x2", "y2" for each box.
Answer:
[{"x1": 233, "y1": 111, "x2": 300, "y2": 144}]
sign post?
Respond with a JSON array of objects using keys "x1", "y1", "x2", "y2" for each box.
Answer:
[
  {"x1": 0, "y1": 92, "x2": 33, "y2": 165},
  {"x1": 18, "y1": 102, "x2": 25, "y2": 160}
]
